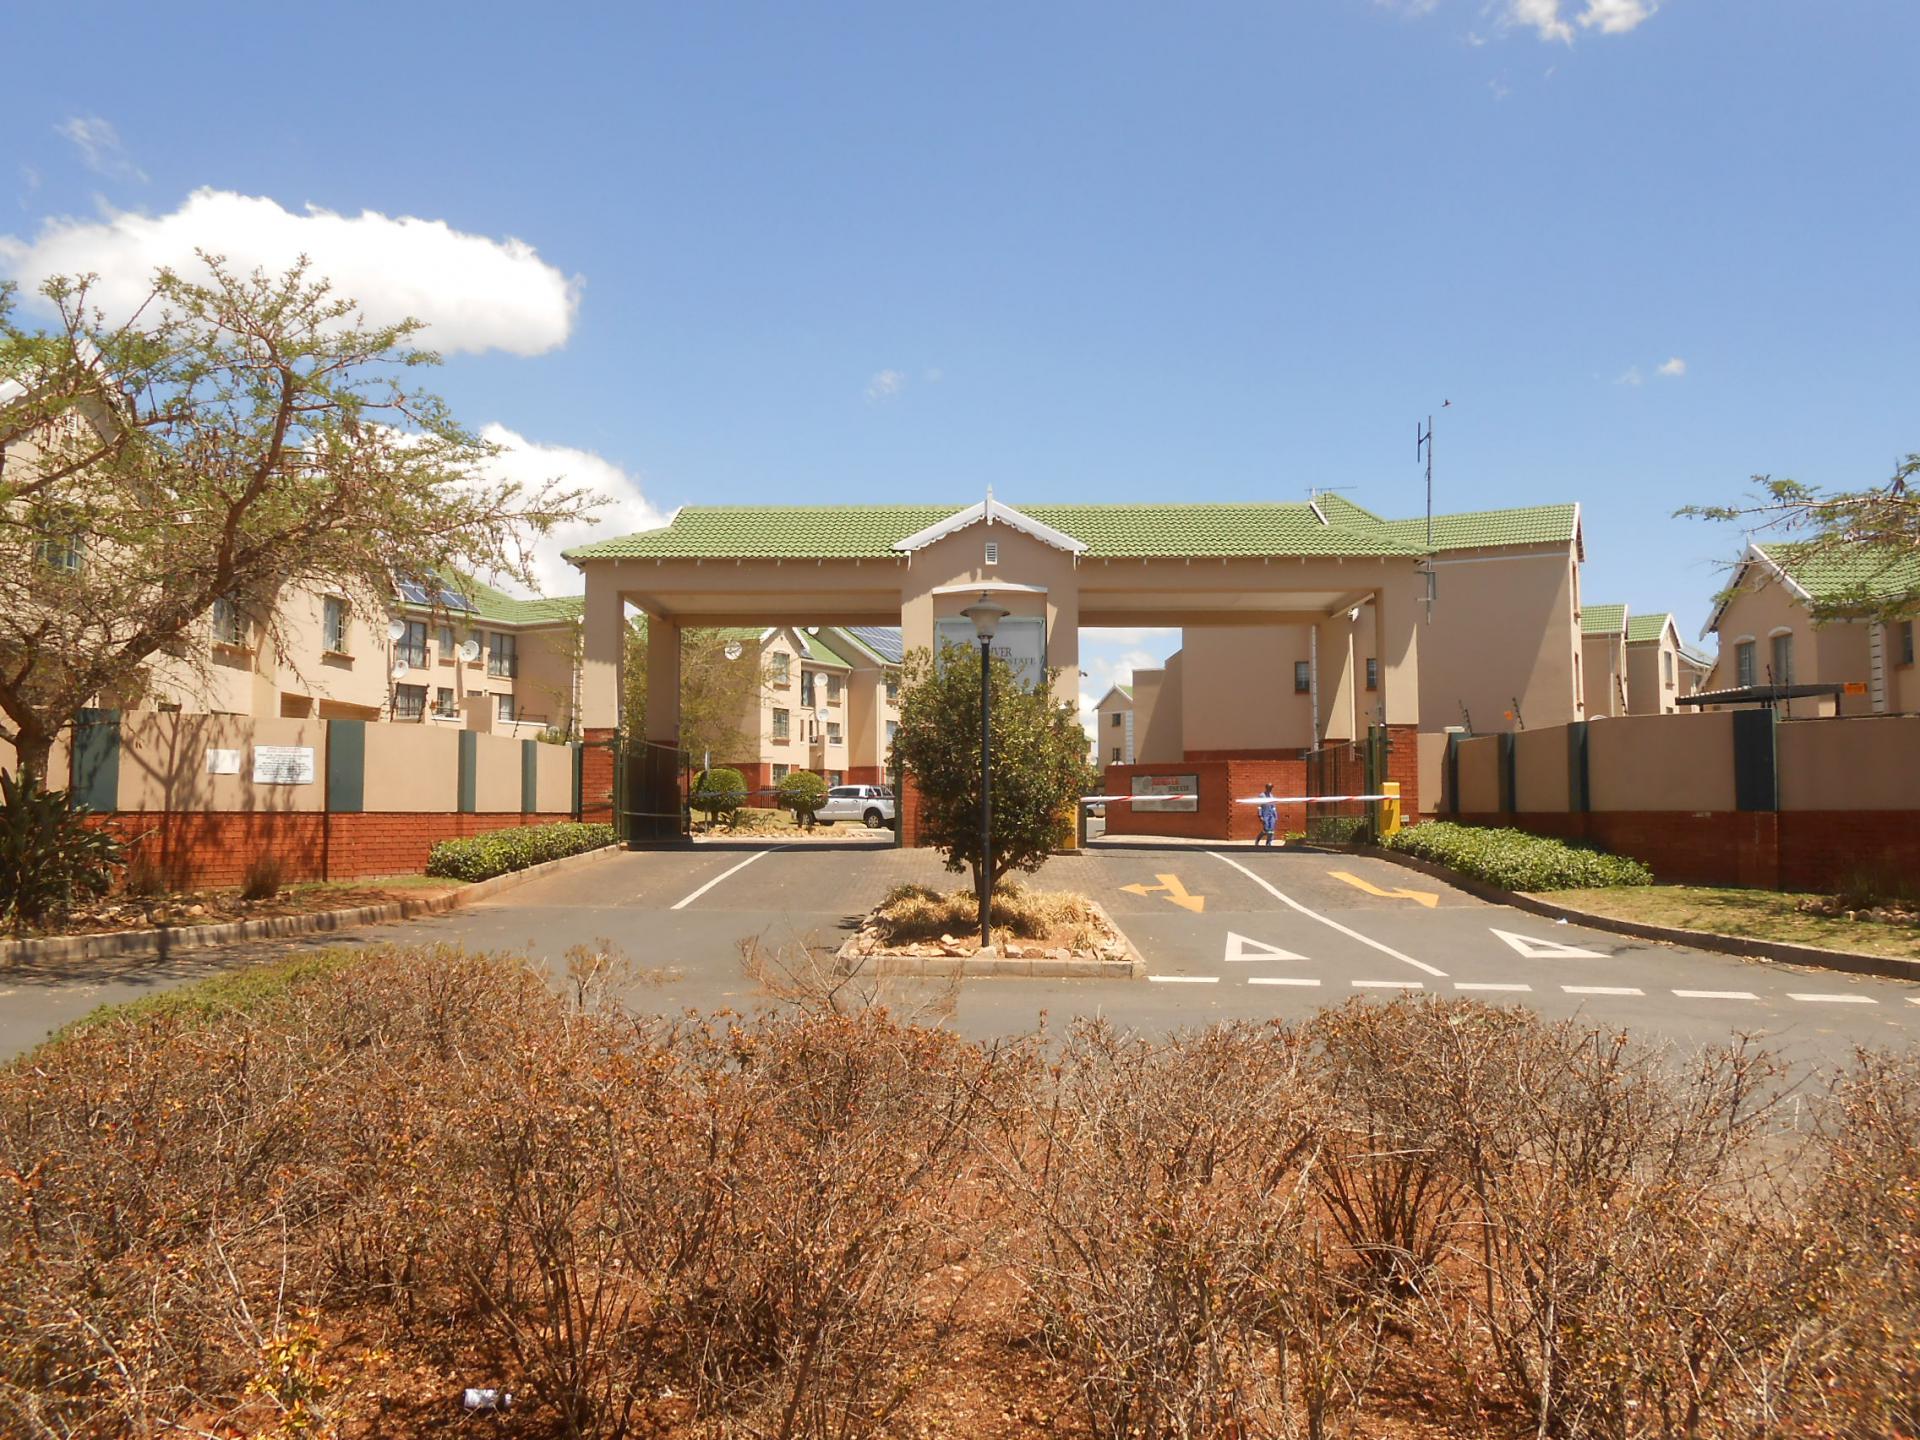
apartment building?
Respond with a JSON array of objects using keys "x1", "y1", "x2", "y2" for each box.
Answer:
[
  {"x1": 722, "y1": 625, "x2": 902, "y2": 799},
  {"x1": 1703, "y1": 541, "x2": 1919, "y2": 716},
  {"x1": 1581, "y1": 604, "x2": 1631, "y2": 718},
  {"x1": 137, "y1": 575, "x2": 582, "y2": 738},
  {"x1": 1093, "y1": 684, "x2": 1135, "y2": 768}
]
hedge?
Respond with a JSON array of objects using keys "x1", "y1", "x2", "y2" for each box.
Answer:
[
  {"x1": 425, "y1": 822, "x2": 617, "y2": 883},
  {"x1": 1383, "y1": 822, "x2": 1653, "y2": 891}
]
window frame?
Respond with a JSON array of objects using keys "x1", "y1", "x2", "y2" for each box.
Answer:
[
  {"x1": 772, "y1": 707, "x2": 790, "y2": 741},
  {"x1": 211, "y1": 596, "x2": 246, "y2": 648},
  {"x1": 488, "y1": 630, "x2": 517, "y2": 679},
  {"x1": 1365, "y1": 658, "x2": 1378, "y2": 692},
  {"x1": 434, "y1": 686, "x2": 456, "y2": 717},
  {"x1": 771, "y1": 652, "x2": 792, "y2": 686},
  {"x1": 397, "y1": 619, "x2": 428, "y2": 669},
  {"x1": 1293, "y1": 660, "x2": 1311, "y2": 694},
  {"x1": 392, "y1": 683, "x2": 427, "y2": 721},
  {"x1": 323, "y1": 596, "x2": 350, "y2": 655},
  {"x1": 1735, "y1": 640, "x2": 1756, "y2": 689},
  {"x1": 498, "y1": 692, "x2": 516, "y2": 723}
]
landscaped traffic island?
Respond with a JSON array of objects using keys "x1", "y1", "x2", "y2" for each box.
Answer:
[{"x1": 840, "y1": 881, "x2": 1140, "y2": 976}]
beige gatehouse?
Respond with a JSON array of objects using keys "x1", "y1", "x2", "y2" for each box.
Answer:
[{"x1": 567, "y1": 495, "x2": 1434, "y2": 839}]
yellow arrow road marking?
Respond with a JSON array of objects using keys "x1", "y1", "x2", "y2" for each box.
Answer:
[
  {"x1": 1329, "y1": 870, "x2": 1438, "y2": 908},
  {"x1": 1119, "y1": 873, "x2": 1207, "y2": 913}
]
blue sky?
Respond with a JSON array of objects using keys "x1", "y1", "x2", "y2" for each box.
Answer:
[{"x1": 6, "y1": 1, "x2": 1916, "y2": 720}]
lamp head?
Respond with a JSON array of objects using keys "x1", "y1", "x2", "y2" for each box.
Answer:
[{"x1": 960, "y1": 593, "x2": 1011, "y2": 642}]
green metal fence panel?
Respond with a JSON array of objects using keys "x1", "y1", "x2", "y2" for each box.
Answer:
[
  {"x1": 1732, "y1": 708, "x2": 1778, "y2": 813},
  {"x1": 71, "y1": 708, "x2": 121, "y2": 811},
  {"x1": 521, "y1": 738, "x2": 539, "y2": 813},
  {"x1": 457, "y1": 730, "x2": 478, "y2": 814},
  {"x1": 326, "y1": 720, "x2": 366, "y2": 814}
]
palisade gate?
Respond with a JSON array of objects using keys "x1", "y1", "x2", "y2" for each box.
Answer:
[{"x1": 566, "y1": 495, "x2": 1431, "y2": 843}]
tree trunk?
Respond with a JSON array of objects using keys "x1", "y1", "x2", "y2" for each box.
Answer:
[{"x1": 10, "y1": 728, "x2": 55, "y2": 789}]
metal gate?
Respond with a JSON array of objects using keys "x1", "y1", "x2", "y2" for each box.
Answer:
[
  {"x1": 1302, "y1": 728, "x2": 1388, "y2": 844},
  {"x1": 621, "y1": 739, "x2": 689, "y2": 844}
]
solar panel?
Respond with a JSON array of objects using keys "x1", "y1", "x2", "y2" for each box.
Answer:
[
  {"x1": 438, "y1": 586, "x2": 473, "y2": 611},
  {"x1": 396, "y1": 580, "x2": 432, "y2": 606}
]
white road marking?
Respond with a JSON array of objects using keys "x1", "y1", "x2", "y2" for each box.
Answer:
[
  {"x1": 1563, "y1": 985, "x2": 1644, "y2": 996},
  {"x1": 1249, "y1": 976, "x2": 1321, "y2": 987},
  {"x1": 1910, "y1": 997, "x2": 1920, "y2": 1006},
  {"x1": 1354, "y1": 979, "x2": 1423, "y2": 989},
  {"x1": 1208, "y1": 853, "x2": 1446, "y2": 977},
  {"x1": 1788, "y1": 993, "x2": 1876, "y2": 1005},
  {"x1": 1490, "y1": 927, "x2": 1606, "y2": 960},
  {"x1": 1148, "y1": 975, "x2": 1219, "y2": 984},
  {"x1": 670, "y1": 847, "x2": 783, "y2": 911},
  {"x1": 1456, "y1": 982, "x2": 1532, "y2": 992},
  {"x1": 1223, "y1": 931, "x2": 1308, "y2": 963},
  {"x1": 1673, "y1": 989, "x2": 1758, "y2": 1000}
]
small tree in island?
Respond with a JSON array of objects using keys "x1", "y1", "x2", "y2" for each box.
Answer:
[
  {"x1": 774, "y1": 769, "x2": 828, "y2": 829},
  {"x1": 889, "y1": 645, "x2": 1092, "y2": 910}
]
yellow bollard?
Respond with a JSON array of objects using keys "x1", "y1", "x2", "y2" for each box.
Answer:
[{"x1": 1379, "y1": 781, "x2": 1403, "y2": 837}]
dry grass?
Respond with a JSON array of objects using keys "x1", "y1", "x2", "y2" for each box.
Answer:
[
  {"x1": 1547, "y1": 884, "x2": 1920, "y2": 960},
  {"x1": 874, "y1": 880, "x2": 1106, "y2": 950}
]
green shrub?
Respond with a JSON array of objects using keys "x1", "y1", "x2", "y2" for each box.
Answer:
[
  {"x1": 774, "y1": 769, "x2": 828, "y2": 828},
  {"x1": 0, "y1": 768, "x2": 124, "y2": 933},
  {"x1": 1384, "y1": 821, "x2": 1653, "y2": 890},
  {"x1": 1306, "y1": 814, "x2": 1371, "y2": 845},
  {"x1": 691, "y1": 767, "x2": 748, "y2": 827},
  {"x1": 425, "y1": 821, "x2": 616, "y2": 882}
]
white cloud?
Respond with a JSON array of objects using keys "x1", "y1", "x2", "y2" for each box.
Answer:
[
  {"x1": 1577, "y1": 0, "x2": 1658, "y2": 34},
  {"x1": 865, "y1": 368, "x2": 906, "y2": 402},
  {"x1": 0, "y1": 187, "x2": 578, "y2": 355},
  {"x1": 1656, "y1": 356, "x2": 1687, "y2": 378},
  {"x1": 55, "y1": 115, "x2": 147, "y2": 183},
  {"x1": 1615, "y1": 365, "x2": 1645, "y2": 387},
  {"x1": 478, "y1": 424, "x2": 670, "y2": 597},
  {"x1": 1493, "y1": 0, "x2": 1660, "y2": 42}
]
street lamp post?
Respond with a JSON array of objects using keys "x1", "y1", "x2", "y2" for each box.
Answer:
[{"x1": 960, "y1": 595, "x2": 1010, "y2": 952}]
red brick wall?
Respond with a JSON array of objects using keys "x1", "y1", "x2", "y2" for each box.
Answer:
[
  {"x1": 1453, "y1": 808, "x2": 1920, "y2": 892},
  {"x1": 1385, "y1": 724, "x2": 1421, "y2": 823},
  {"x1": 1224, "y1": 760, "x2": 1310, "y2": 841},
  {"x1": 580, "y1": 728, "x2": 618, "y2": 823},
  {"x1": 847, "y1": 765, "x2": 885, "y2": 787},
  {"x1": 899, "y1": 773, "x2": 926, "y2": 847},
  {"x1": 101, "y1": 810, "x2": 580, "y2": 888}
]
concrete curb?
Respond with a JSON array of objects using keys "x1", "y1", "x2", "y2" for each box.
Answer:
[
  {"x1": 1349, "y1": 845, "x2": 1920, "y2": 985},
  {"x1": 834, "y1": 898, "x2": 1145, "y2": 979},
  {"x1": 1, "y1": 844, "x2": 624, "y2": 968}
]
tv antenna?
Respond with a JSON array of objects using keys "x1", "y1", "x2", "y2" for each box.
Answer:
[{"x1": 1415, "y1": 401, "x2": 1450, "y2": 621}]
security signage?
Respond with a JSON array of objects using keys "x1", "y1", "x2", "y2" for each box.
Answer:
[
  {"x1": 1132, "y1": 773, "x2": 1198, "y2": 813},
  {"x1": 935, "y1": 615, "x2": 1046, "y2": 691},
  {"x1": 252, "y1": 745, "x2": 316, "y2": 785}
]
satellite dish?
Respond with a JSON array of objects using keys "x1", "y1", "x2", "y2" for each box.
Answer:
[
  {"x1": 386, "y1": 618, "x2": 406, "y2": 641},
  {"x1": 391, "y1": 660, "x2": 410, "y2": 681},
  {"x1": 724, "y1": 640, "x2": 744, "y2": 661},
  {"x1": 459, "y1": 638, "x2": 481, "y2": 662}
]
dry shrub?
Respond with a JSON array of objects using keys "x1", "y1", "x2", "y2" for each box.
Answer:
[
  {"x1": 240, "y1": 851, "x2": 285, "y2": 900},
  {"x1": 874, "y1": 879, "x2": 1102, "y2": 948},
  {"x1": 991, "y1": 1019, "x2": 1378, "y2": 1440}
]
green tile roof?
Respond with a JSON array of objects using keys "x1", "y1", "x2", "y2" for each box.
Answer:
[
  {"x1": 1626, "y1": 612, "x2": 1674, "y2": 644},
  {"x1": 1375, "y1": 504, "x2": 1581, "y2": 551},
  {"x1": 1763, "y1": 542, "x2": 1920, "y2": 611},
  {"x1": 566, "y1": 502, "x2": 1421, "y2": 561},
  {"x1": 398, "y1": 572, "x2": 582, "y2": 627},
  {"x1": 796, "y1": 628, "x2": 852, "y2": 667},
  {"x1": 1582, "y1": 603, "x2": 1629, "y2": 636}
]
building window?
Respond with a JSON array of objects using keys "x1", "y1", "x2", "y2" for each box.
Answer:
[
  {"x1": 1663, "y1": 651, "x2": 1675, "y2": 686},
  {"x1": 323, "y1": 596, "x2": 349, "y2": 653},
  {"x1": 498, "y1": 693, "x2": 516, "y2": 723},
  {"x1": 772, "y1": 652, "x2": 791, "y2": 685},
  {"x1": 1901, "y1": 621, "x2": 1915, "y2": 666},
  {"x1": 886, "y1": 719, "x2": 898, "y2": 743},
  {"x1": 801, "y1": 672, "x2": 816, "y2": 707},
  {"x1": 826, "y1": 675, "x2": 841, "y2": 702},
  {"x1": 1110, "y1": 711, "x2": 1123, "y2": 727},
  {"x1": 827, "y1": 721, "x2": 842, "y2": 744},
  {"x1": 489, "y1": 631, "x2": 517, "y2": 678},
  {"x1": 397, "y1": 619, "x2": 427, "y2": 669},
  {"x1": 1111, "y1": 745, "x2": 1122, "y2": 762},
  {"x1": 393, "y1": 683, "x2": 426, "y2": 720},
  {"x1": 438, "y1": 624, "x2": 455, "y2": 658},
  {"x1": 984, "y1": 541, "x2": 999, "y2": 566},
  {"x1": 1365, "y1": 658, "x2": 1378, "y2": 692},
  {"x1": 211, "y1": 596, "x2": 246, "y2": 647},
  {"x1": 435, "y1": 686, "x2": 456, "y2": 716},
  {"x1": 828, "y1": 770, "x2": 843, "y2": 787},
  {"x1": 35, "y1": 530, "x2": 81, "y2": 574},
  {"x1": 885, "y1": 676, "x2": 899, "y2": 703},
  {"x1": 772, "y1": 763, "x2": 790, "y2": 782},
  {"x1": 1735, "y1": 641, "x2": 1755, "y2": 688},
  {"x1": 1294, "y1": 660, "x2": 1311, "y2": 694},
  {"x1": 772, "y1": 707, "x2": 790, "y2": 740},
  {"x1": 1770, "y1": 633, "x2": 1793, "y2": 687}
]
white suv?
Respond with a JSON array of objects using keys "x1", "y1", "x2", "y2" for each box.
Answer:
[{"x1": 813, "y1": 784, "x2": 896, "y2": 829}]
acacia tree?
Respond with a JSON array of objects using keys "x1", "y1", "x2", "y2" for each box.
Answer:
[
  {"x1": 1683, "y1": 454, "x2": 1920, "y2": 620},
  {"x1": 622, "y1": 620, "x2": 769, "y2": 765},
  {"x1": 0, "y1": 258, "x2": 596, "y2": 782},
  {"x1": 890, "y1": 645, "x2": 1091, "y2": 896}
]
